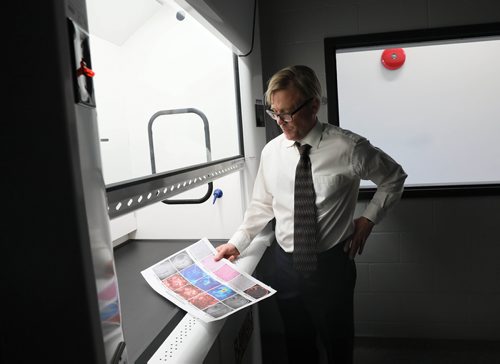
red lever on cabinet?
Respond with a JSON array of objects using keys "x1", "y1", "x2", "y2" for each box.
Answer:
[{"x1": 76, "y1": 60, "x2": 95, "y2": 77}]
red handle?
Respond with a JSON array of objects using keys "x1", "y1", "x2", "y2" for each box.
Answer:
[{"x1": 76, "y1": 60, "x2": 95, "y2": 77}]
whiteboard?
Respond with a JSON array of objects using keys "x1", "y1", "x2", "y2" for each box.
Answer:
[{"x1": 334, "y1": 36, "x2": 500, "y2": 189}]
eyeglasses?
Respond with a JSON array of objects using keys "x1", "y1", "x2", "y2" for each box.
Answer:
[{"x1": 266, "y1": 97, "x2": 313, "y2": 123}]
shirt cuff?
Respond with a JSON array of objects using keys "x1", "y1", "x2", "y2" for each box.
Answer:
[
  {"x1": 228, "y1": 230, "x2": 252, "y2": 254},
  {"x1": 362, "y1": 201, "x2": 383, "y2": 225}
]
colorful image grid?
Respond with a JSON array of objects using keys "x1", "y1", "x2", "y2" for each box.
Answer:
[{"x1": 150, "y1": 239, "x2": 273, "y2": 320}]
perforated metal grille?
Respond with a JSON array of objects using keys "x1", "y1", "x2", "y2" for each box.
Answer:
[
  {"x1": 155, "y1": 317, "x2": 198, "y2": 362},
  {"x1": 106, "y1": 157, "x2": 245, "y2": 218}
]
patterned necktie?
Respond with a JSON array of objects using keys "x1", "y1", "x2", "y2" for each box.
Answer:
[{"x1": 293, "y1": 142, "x2": 318, "y2": 274}]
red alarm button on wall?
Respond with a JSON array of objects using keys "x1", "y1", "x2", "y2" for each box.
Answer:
[{"x1": 381, "y1": 48, "x2": 406, "y2": 70}]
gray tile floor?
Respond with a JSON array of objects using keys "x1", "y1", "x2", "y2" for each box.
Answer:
[
  {"x1": 353, "y1": 337, "x2": 500, "y2": 364},
  {"x1": 260, "y1": 334, "x2": 500, "y2": 364}
]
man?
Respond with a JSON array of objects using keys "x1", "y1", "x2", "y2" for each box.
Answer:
[{"x1": 214, "y1": 65, "x2": 407, "y2": 363}]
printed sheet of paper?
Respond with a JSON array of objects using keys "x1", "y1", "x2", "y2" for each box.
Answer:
[{"x1": 141, "y1": 238, "x2": 276, "y2": 322}]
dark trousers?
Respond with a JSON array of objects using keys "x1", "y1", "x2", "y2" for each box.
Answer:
[{"x1": 270, "y1": 241, "x2": 356, "y2": 364}]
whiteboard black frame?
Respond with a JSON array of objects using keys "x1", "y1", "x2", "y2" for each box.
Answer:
[{"x1": 324, "y1": 23, "x2": 500, "y2": 198}]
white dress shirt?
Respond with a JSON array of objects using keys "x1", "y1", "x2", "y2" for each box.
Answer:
[{"x1": 229, "y1": 121, "x2": 407, "y2": 254}]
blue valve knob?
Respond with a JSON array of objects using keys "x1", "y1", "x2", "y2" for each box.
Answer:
[{"x1": 212, "y1": 188, "x2": 223, "y2": 204}]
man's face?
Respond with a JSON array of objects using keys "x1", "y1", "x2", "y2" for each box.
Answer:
[{"x1": 270, "y1": 87, "x2": 318, "y2": 141}]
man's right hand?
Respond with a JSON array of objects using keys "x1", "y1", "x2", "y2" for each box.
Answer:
[{"x1": 214, "y1": 243, "x2": 240, "y2": 262}]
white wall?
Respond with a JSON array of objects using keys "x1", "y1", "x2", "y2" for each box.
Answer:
[
  {"x1": 132, "y1": 172, "x2": 245, "y2": 239},
  {"x1": 258, "y1": 0, "x2": 500, "y2": 340}
]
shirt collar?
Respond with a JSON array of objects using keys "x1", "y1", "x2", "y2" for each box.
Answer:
[
  {"x1": 286, "y1": 119, "x2": 322, "y2": 149},
  {"x1": 283, "y1": 119, "x2": 323, "y2": 149}
]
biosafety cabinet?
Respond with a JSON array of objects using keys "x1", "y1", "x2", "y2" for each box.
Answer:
[
  {"x1": 7, "y1": 0, "x2": 272, "y2": 363},
  {"x1": 8, "y1": 0, "x2": 500, "y2": 363}
]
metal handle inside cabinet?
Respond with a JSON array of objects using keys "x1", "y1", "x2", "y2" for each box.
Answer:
[
  {"x1": 162, "y1": 181, "x2": 214, "y2": 205},
  {"x1": 148, "y1": 108, "x2": 212, "y2": 205}
]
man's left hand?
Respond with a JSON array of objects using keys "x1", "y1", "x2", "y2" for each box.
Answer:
[{"x1": 344, "y1": 216, "x2": 374, "y2": 260}]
